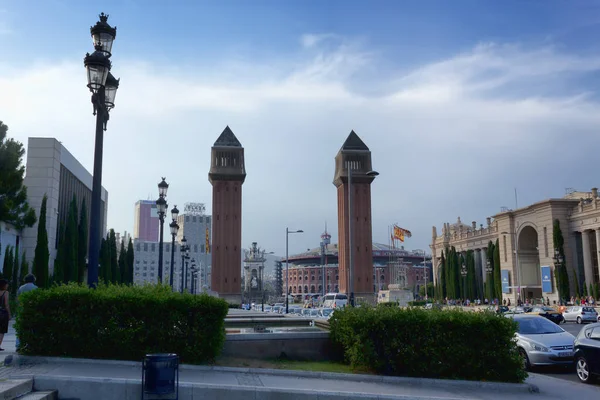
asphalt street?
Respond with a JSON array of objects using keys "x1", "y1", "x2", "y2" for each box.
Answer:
[{"x1": 537, "y1": 321, "x2": 598, "y2": 385}]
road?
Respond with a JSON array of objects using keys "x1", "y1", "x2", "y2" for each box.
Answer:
[{"x1": 536, "y1": 321, "x2": 597, "y2": 385}]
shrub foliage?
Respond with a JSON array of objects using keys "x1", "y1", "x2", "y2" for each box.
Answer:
[
  {"x1": 329, "y1": 306, "x2": 526, "y2": 383},
  {"x1": 15, "y1": 284, "x2": 229, "y2": 364}
]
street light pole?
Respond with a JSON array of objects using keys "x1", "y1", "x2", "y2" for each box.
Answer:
[
  {"x1": 85, "y1": 13, "x2": 119, "y2": 288},
  {"x1": 169, "y1": 206, "x2": 179, "y2": 289},
  {"x1": 180, "y1": 236, "x2": 187, "y2": 293},
  {"x1": 461, "y1": 263, "x2": 467, "y2": 301},
  {"x1": 156, "y1": 178, "x2": 169, "y2": 283},
  {"x1": 285, "y1": 228, "x2": 303, "y2": 313}
]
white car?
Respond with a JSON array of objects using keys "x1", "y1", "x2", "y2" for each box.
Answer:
[{"x1": 562, "y1": 306, "x2": 598, "y2": 324}]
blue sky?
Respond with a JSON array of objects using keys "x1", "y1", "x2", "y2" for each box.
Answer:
[{"x1": 2, "y1": 1, "x2": 600, "y2": 257}]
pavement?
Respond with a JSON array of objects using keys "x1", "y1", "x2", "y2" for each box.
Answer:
[{"x1": 1, "y1": 321, "x2": 599, "y2": 399}]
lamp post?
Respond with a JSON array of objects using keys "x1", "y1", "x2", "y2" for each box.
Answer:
[
  {"x1": 501, "y1": 230, "x2": 521, "y2": 304},
  {"x1": 156, "y1": 178, "x2": 169, "y2": 283},
  {"x1": 180, "y1": 236, "x2": 188, "y2": 293},
  {"x1": 85, "y1": 13, "x2": 119, "y2": 288},
  {"x1": 347, "y1": 168, "x2": 379, "y2": 307},
  {"x1": 286, "y1": 228, "x2": 304, "y2": 313},
  {"x1": 461, "y1": 263, "x2": 468, "y2": 301},
  {"x1": 190, "y1": 260, "x2": 197, "y2": 294},
  {"x1": 553, "y1": 249, "x2": 565, "y2": 304},
  {"x1": 169, "y1": 206, "x2": 179, "y2": 289},
  {"x1": 485, "y1": 258, "x2": 493, "y2": 300}
]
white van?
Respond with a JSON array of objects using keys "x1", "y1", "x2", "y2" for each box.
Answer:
[{"x1": 322, "y1": 293, "x2": 348, "y2": 309}]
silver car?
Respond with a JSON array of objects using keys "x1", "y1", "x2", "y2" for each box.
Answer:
[
  {"x1": 562, "y1": 306, "x2": 598, "y2": 324},
  {"x1": 508, "y1": 314, "x2": 575, "y2": 370}
]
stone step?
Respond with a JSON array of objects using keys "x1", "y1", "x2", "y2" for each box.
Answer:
[
  {"x1": 0, "y1": 379, "x2": 33, "y2": 399},
  {"x1": 15, "y1": 391, "x2": 58, "y2": 400}
]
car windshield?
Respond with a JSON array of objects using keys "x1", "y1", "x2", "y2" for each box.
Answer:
[
  {"x1": 516, "y1": 317, "x2": 564, "y2": 334},
  {"x1": 582, "y1": 307, "x2": 596, "y2": 312}
]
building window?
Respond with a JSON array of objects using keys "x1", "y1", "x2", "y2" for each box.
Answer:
[
  {"x1": 144, "y1": 243, "x2": 148, "y2": 251},
  {"x1": 193, "y1": 216, "x2": 197, "y2": 222},
  {"x1": 151, "y1": 243, "x2": 155, "y2": 252},
  {"x1": 194, "y1": 244, "x2": 198, "y2": 252},
  {"x1": 311, "y1": 275, "x2": 315, "y2": 281},
  {"x1": 201, "y1": 244, "x2": 205, "y2": 253},
  {"x1": 503, "y1": 236, "x2": 507, "y2": 262},
  {"x1": 136, "y1": 243, "x2": 140, "y2": 251},
  {"x1": 166, "y1": 244, "x2": 170, "y2": 252}
]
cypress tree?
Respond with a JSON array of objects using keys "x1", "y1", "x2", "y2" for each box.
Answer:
[
  {"x1": 552, "y1": 219, "x2": 570, "y2": 303},
  {"x1": 440, "y1": 250, "x2": 446, "y2": 299},
  {"x1": 583, "y1": 284, "x2": 588, "y2": 297},
  {"x1": 78, "y1": 199, "x2": 88, "y2": 283},
  {"x1": 102, "y1": 233, "x2": 112, "y2": 284},
  {"x1": 33, "y1": 194, "x2": 50, "y2": 288},
  {"x1": 98, "y1": 238, "x2": 107, "y2": 284},
  {"x1": 109, "y1": 230, "x2": 118, "y2": 284},
  {"x1": 126, "y1": 238, "x2": 134, "y2": 285},
  {"x1": 11, "y1": 249, "x2": 19, "y2": 295},
  {"x1": 4, "y1": 246, "x2": 13, "y2": 283},
  {"x1": 453, "y1": 247, "x2": 460, "y2": 299},
  {"x1": 118, "y1": 240, "x2": 126, "y2": 284},
  {"x1": 467, "y1": 250, "x2": 476, "y2": 300},
  {"x1": 53, "y1": 224, "x2": 65, "y2": 285},
  {"x1": 63, "y1": 196, "x2": 79, "y2": 283},
  {"x1": 486, "y1": 240, "x2": 494, "y2": 300},
  {"x1": 594, "y1": 283, "x2": 599, "y2": 301},
  {"x1": 19, "y1": 251, "x2": 28, "y2": 284},
  {"x1": 494, "y1": 238, "x2": 501, "y2": 300},
  {"x1": 445, "y1": 247, "x2": 454, "y2": 299}
]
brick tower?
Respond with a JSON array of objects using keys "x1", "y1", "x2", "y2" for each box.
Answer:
[
  {"x1": 209, "y1": 126, "x2": 246, "y2": 304},
  {"x1": 333, "y1": 131, "x2": 377, "y2": 305}
]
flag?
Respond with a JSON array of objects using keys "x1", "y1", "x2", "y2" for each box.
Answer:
[
  {"x1": 205, "y1": 227, "x2": 210, "y2": 254},
  {"x1": 393, "y1": 225, "x2": 412, "y2": 242}
]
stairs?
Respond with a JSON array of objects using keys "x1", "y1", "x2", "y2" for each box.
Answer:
[{"x1": 0, "y1": 379, "x2": 57, "y2": 399}]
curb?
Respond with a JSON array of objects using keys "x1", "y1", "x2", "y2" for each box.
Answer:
[{"x1": 7, "y1": 355, "x2": 539, "y2": 395}]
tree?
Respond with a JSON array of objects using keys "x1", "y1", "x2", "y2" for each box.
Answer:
[
  {"x1": 118, "y1": 240, "x2": 126, "y2": 284},
  {"x1": 63, "y1": 195, "x2": 79, "y2": 283},
  {"x1": 572, "y1": 268, "x2": 581, "y2": 298},
  {"x1": 100, "y1": 233, "x2": 112, "y2": 284},
  {"x1": 2, "y1": 246, "x2": 13, "y2": 281},
  {"x1": 109, "y1": 230, "x2": 118, "y2": 284},
  {"x1": 439, "y1": 250, "x2": 446, "y2": 299},
  {"x1": 53, "y1": 224, "x2": 65, "y2": 284},
  {"x1": 19, "y1": 251, "x2": 29, "y2": 285},
  {"x1": 33, "y1": 194, "x2": 50, "y2": 288},
  {"x1": 493, "y1": 238, "x2": 501, "y2": 300},
  {"x1": 78, "y1": 199, "x2": 88, "y2": 283},
  {"x1": 126, "y1": 238, "x2": 134, "y2": 285},
  {"x1": 552, "y1": 219, "x2": 570, "y2": 303},
  {"x1": 0, "y1": 121, "x2": 36, "y2": 229},
  {"x1": 11, "y1": 248, "x2": 19, "y2": 295},
  {"x1": 583, "y1": 284, "x2": 588, "y2": 297},
  {"x1": 486, "y1": 240, "x2": 495, "y2": 301}
]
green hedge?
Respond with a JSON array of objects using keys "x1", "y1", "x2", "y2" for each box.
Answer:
[
  {"x1": 15, "y1": 284, "x2": 229, "y2": 364},
  {"x1": 329, "y1": 306, "x2": 526, "y2": 383},
  {"x1": 407, "y1": 300, "x2": 428, "y2": 307}
]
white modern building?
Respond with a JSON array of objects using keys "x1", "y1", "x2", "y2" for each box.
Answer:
[
  {"x1": 20, "y1": 138, "x2": 108, "y2": 274},
  {"x1": 132, "y1": 203, "x2": 212, "y2": 292}
]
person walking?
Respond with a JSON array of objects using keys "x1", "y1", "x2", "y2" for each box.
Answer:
[
  {"x1": 0, "y1": 279, "x2": 12, "y2": 351},
  {"x1": 15, "y1": 274, "x2": 38, "y2": 350}
]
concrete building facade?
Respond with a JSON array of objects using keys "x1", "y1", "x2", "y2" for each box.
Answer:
[
  {"x1": 431, "y1": 188, "x2": 600, "y2": 305},
  {"x1": 133, "y1": 200, "x2": 159, "y2": 242},
  {"x1": 20, "y1": 138, "x2": 108, "y2": 273},
  {"x1": 209, "y1": 126, "x2": 245, "y2": 304},
  {"x1": 333, "y1": 131, "x2": 377, "y2": 302},
  {"x1": 175, "y1": 206, "x2": 212, "y2": 291}
]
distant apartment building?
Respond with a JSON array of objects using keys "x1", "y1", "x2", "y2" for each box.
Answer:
[
  {"x1": 20, "y1": 138, "x2": 108, "y2": 274},
  {"x1": 133, "y1": 200, "x2": 159, "y2": 242}
]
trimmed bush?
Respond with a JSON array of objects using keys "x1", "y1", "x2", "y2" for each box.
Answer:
[
  {"x1": 228, "y1": 303, "x2": 241, "y2": 309},
  {"x1": 407, "y1": 300, "x2": 428, "y2": 307},
  {"x1": 15, "y1": 284, "x2": 229, "y2": 364},
  {"x1": 329, "y1": 306, "x2": 526, "y2": 383}
]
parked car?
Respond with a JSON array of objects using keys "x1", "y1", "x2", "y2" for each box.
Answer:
[
  {"x1": 507, "y1": 314, "x2": 575, "y2": 370},
  {"x1": 526, "y1": 306, "x2": 564, "y2": 324},
  {"x1": 488, "y1": 305, "x2": 509, "y2": 314},
  {"x1": 510, "y1": 306, "x2": 532, "y2": 314},
  {"x1": 574, "y1": 322, "x2": 600, "y2": 383},
  {"x1": 319, "y1": 308, "x2": 334, "y2": 318},
  {"x1": 563, "y1": 306, "x2": 599, "y2": 324}
]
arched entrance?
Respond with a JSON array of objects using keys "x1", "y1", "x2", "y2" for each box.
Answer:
[{"x1": 518, "y1": 226, "x2": 541, "y2": 301}]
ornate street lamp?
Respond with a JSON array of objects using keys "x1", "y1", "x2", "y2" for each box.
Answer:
[
  {"x1": 190, "y1": 261, "x2": 198, "y2": 294},
  {"x1": 156, "y1": 180, "x2": 168, "y2": 283},
  {"x1": 286, "y1": 228, "x2": 304, "y2": 313},
  {"x1": 85, "y1": 12, "x2": 118, "y2": 288},
  {"x1": 180, "y1": 236, "x2": 188, "y2": 293},
  {"x1": 169, "y1": 205, "x2": 179, "y2": 289}
]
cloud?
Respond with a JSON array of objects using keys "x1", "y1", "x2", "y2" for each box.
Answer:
[
  {"x1": 1, "y1": 36, "x2": 599, "y2": 257},
  {"x1": 300, "y1": 33, "x2": 339, "y2": 48},
  {"x1": 0, "y1": 9, "x2": 12, "y2": 35}
]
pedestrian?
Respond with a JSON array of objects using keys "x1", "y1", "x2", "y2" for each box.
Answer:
[
  {"x1": 0, "y1": 279, "x2": 11, "y2": 351},
  {"x1": 546, "y1": 297, "x2": 550, "y2": 306},
  {"x1": 15, "y1": 274, "x2": 38, "y2": 350}
]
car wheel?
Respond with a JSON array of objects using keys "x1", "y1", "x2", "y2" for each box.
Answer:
[
  {"x1": 519, "y1": 348, "x2": 531, "y2": 371},
  {"x1": 576, "y1": 356, "x2": 593, "y2": 383},
  {"x1": 577, "y1": 316, "x2": 582, "y2": 324}
]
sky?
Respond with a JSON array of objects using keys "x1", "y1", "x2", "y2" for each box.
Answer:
[{"x1": 2, "y1": 0, "x2": 600, "y2": 258}]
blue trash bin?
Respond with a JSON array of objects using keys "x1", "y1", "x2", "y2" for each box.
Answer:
[{"x1": 142, "y1": 353, "x2": 179, "y2": 399}]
